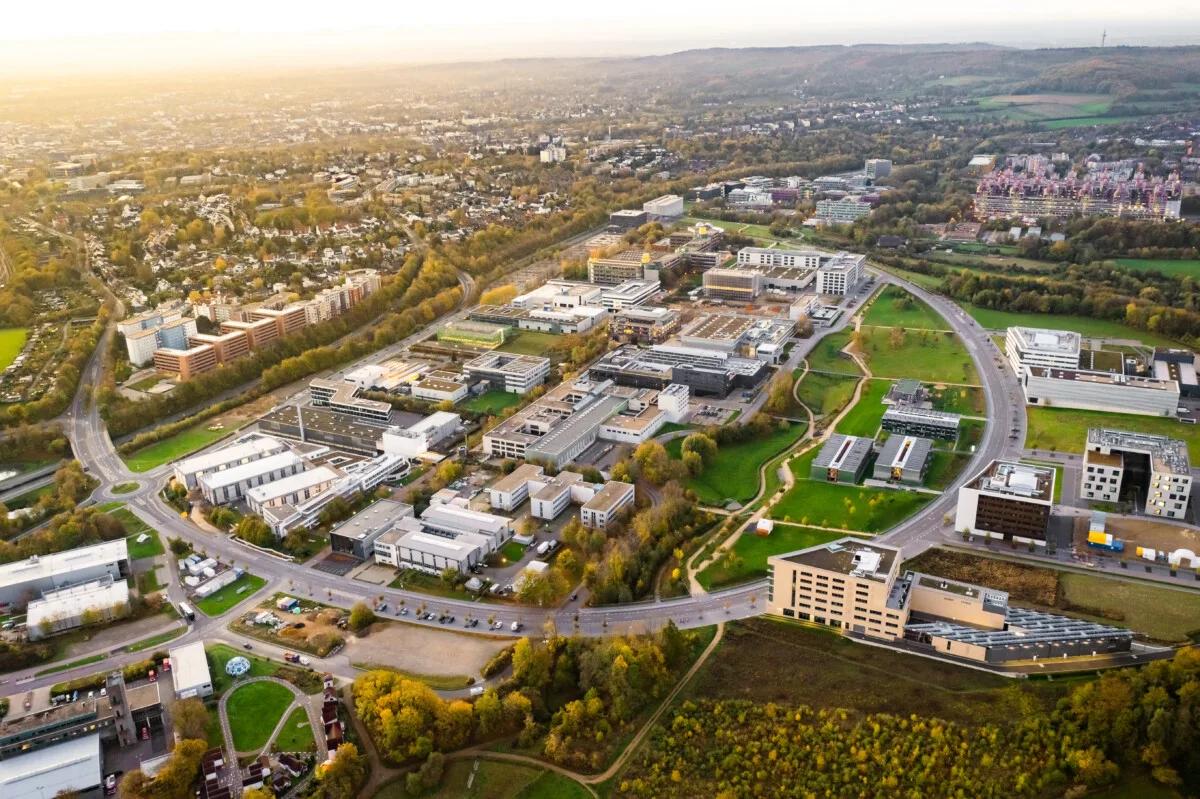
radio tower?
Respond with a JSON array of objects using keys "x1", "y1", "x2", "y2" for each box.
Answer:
[{"x1": 1101, "y1": 29, "x2": 1107, "y2": 47}]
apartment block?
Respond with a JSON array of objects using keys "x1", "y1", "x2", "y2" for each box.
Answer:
[{"x1": 154, "y1": 345, "x2": 218, "y2": 380}]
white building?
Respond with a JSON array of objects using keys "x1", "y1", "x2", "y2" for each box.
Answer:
[
  {"x1": 657, "y1": 383, "x2": 690, "y2": 422},
  {"x1": 173, "y1": 435, "x2": 291, "y2": 491},
  {"x1": 169, "y1": 640, "x2": 213, "y2": 699},
  {"x1": 1005, "y1": 327, "x2": 1081, "y2": 374},
  {"x1": 463, "y1": 352, "x2": 551, "y2": 394},
  {"x1": 735, "y1": 247, "x2": 823, "y2": 270},
  {"x1": 1020, "y1": 367, "x2": 1180, "y2": 417},
  {"x1": 26, "y1": 579, "x2": 129, "y2": 640},
  {"x1": 0, "y1": 540, "x2": 129, "y2": 609},
  {"x1": 246, "y1": 466, "x2": 340, "y2": 514},
  {"x1": 419, "y1": 502, "x2": 512, "y2": 550},
  {"x1": 580, "y1": 481, "x2": 636, "y2": 528},
  {"x1": 814, "y1": 253, "x2": 866, "y2": 296},
  {"x1": 598, "y1": 280, "x2": 660, "y2": 310},
  {"x1": 378, "y1": 529, "x2": 484, "y2": 574},
  {"x1": 198, "y1": 451, "x2": 306, "y2": 505},
  {"x1": 814, "y1": 197, "x2": 872, "y2": 224},
  {"x1": 379, "y1": 412, "x2": 461, "y2": 458},
  {"x1": 1082, "y1": 428, "x2": 1192, "y2": 519},
  {"x1": 0, "y1": 734, "x2": 102, "y2": 799},
  {"x1": 865, "y1": 158, "x2": 892, "y2": 180},
  {"x1": 642, "y1": 194, "x2": 684, "y2": 220}
]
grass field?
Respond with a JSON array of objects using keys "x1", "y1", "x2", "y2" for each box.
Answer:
[
  {"x1": 274, "y1": 706, "x2": 316, "y2": 752},
  {"x1": 770, "y1": 476, "x2": 932, "y2": 532},
  {"x1": 1041, "y1": 115, "x2": 1144, "y2": 129},
  {"x1": 805, "y1": 330, "x2": 861, "y2": 376},
  {"x1": 666, "y1": 422, "x2": 806, "y2": 505},
  {"x1": 977, "y1": 92, "x2": 1113, "y2": 121},
  {"x1": 497, "y1": 331, "x2": 563, "y2": 358},
  {"x1": 930, "y1": 385, "x2": 986, "y2": 416},
  {"x1": 499, "y1": 540, "x2": 527, "y2": 565},
  {"x1": 858, "y1": 326, "x2": 978, "y2": 384},
  {"x1": 226, "y1": 681, "x2": 294, "y2": 751},
  {"x1": 684, "y1": 616, "x2": 1069, "y2": 727},
  {"x1": 195, "y1": 573, "x2": 266, "y2": 616},
  {"x1": 1026, "y1": 406, "x2": 1200, "y2": 461},
  {"x1": 463, "y1": 390, "x2": 522, "y2": 415},
  {"x1": 793, "y1": 371, "x2": 859, "y2": 423},
  {"x1": 208, "y1": 644, "x2": 287, "y2": 694},
  {"x1": 112, "y1": 482, "x2": 138, "y2": 494},
  {"x1": 959, "y1": 304, "x2": 1178, "y2": 346},
  {"x1": 925, "y1": 451, "x2": 973, "y2": 491},
  {"x1": 374, "y1": 759, "x2": 590, "y2": 799},
  {"x1": 103, "y1": 505, "x2": 165, "y2": 559},
  {"x1": 0, "y1": 328, "x2": 28, "y2": 372},
  {"x1": 862, "y1": 286, "x2": 948, "y2": 329},
  {"x1": 834, "y1": 379, "x2": 891, "y2": 438},
  {"x1": 696, "y1": 525, "x2": 843, "y2": 590},
  {"x1": 122, "y1": 423, "x2": 233, "y2": 472},
  {"x1": 1112, "y1": 258, "x2": 1200, "y2": 278}
]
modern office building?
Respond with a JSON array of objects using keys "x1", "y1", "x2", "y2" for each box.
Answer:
[
  {"x1": 374, "y1": 528, "x2": 485, "y2": 574},
  {"x1": 679, "y1": 314, "x2": 795, "y2": 364},
  {"x1": 1020, "y1": 367, "x2": 1180, "y2": 417},
  {"x1": 588, "y1": 344, "x2": 768, "y2": 397},
  {"x1": 872, "y1": 435, "x2": 933, "y2": 485},
  {"x1": 1005, "y1": 327, "x2": 1082, "y2": 373},
  {"x1": 864, "y1": 158, "x2": 892, "y2": 180},
  {"x1": 378, "y1": 412, "x2": 461, "y2": 458},
  {"x1": 736, "y1": 247, "x2": 822, "y2": 270},
  {"x1": 258, "y1": 405, "x2": 385, "y2": 454},
  {"x1": 1153, "y1": 349, "x2": 1200, "y2": 398},
  {"x1": 0, "y1": 540, "x2": 129, "y2": 609},
  {"x1": 586, "y1": 249, "x2": 678, "y2": 285},
  {"x1": 813, "y1": 253, "x2": 866, "y2": 295},
  {"x1": 328, "y1": 499, "x2": 415, "y2": 560},
  {"x1": 956, "y1": 461, "x2": 1055, "y2": 545},
  {"x1": 881, "y1": 405, "x2": 961, "y2": 440},
  {"x1": 25, "y1": 578, "x2": 129, "y2": 640},
  {"x1": 173, "y1": 435, "x2": 291, "y2": 491},
  {"x1": 702, "y1": 268, "x2": 763, "y2": 301},
  {"x1": 580, "y1": 481, "x2": 636, "y2": 529},
  {"x1": 608, "y1": 209, "x2": 648, "y2": 229},
  {"x1": 199, "y1": 451, "x2": 307, "y2": 505},
  {"x1": 1081, "y1": 428, "x2": 1192, "y2": 519},
  {"x1": 810, "y1": 435, "x2": 873, "y2": 483},
  {"x1": 308, "y1": 378, "x2": 393, "y2": 424},
  {"x1": 814, "y1": 197, "x2": 873, "y2": 224},
  {"x1": 598, "y1": 279, "x2": 660, "y2": 310},
  {"x1": 410, "y1": 371, "x2": 471, "y2": 404},
  {"x1": 610, "y1": 306, "x2": 680, "y2": 344},
  {"x1": 463, "y1": 352, "x2": 551, "y2": 394}
]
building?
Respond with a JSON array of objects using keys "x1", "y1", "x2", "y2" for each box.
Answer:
[
  {"x1": 587, "y1": 249, "x2": 678, "y2": 285},
  {"x1": 872, "y1": 435, "x2": 933, "y2": 485},
  {"x1": 487, "y1": 463, "x2": 552, "y2": 511},
  {"x1": 588, "y1": 344, "x2": 768, "y2": 397},
  {"x1": 411, "y1": 371, "x2": 471, "y2": 404},
  {"x1": 250, "y1": 304, "x2": 310, "y2": 338},
  {"x1": 610, "y1": 306, "x2": 680, "y2": 344},
  {"x1": 257, "y1": 453, "x2": 408, "y2": 537},
  {"x1": 0, "y1": 540, "x2": 129, "y2": 610},
  {"x1": 173, "y1": 435, "x2": 290, "y2": 491},
  {"x1": 221, "y1": 317, "x2": 280, "y2": 350},
  {"x1": 864, "y1": 158, "x2": 892, "y2": 180},
  {"x1": 1153, "y1": 349, "x2": 1200, "y2": 398},
  {"x1": 814, "y1": 197, "x2": 873, "y2": 224},
  {"x1": 1081, "y1": 428, "x2": 1192, "y2": 519},
  {"x1": 598, "y1": 279, "x2": 659, "y2": 310},
  {"x1": 974, "y1": 167, "x2": 1183, "y2": 222},
  {"x1": 436, "y1": 320, "x2": 509, "y2": 348},
  {"x1": 309, "y1": 378, "x2": 393, "y2": 424},
  {"x1": 379, "y1": 412, "x2": 461, "y2": 458},
  {"x1": 169, "y1": 640, "x2": 213, "y2": 700},
  {"x1": 810, "y1": 435, "x2": 873, "y2": 484},
  {"x1": 154, "y1": 344, "x2": 219, "y2": 380},
  {"x1": 188, "y1": 330, "x2": 251, "y2": 363},
  {"x1": 246, "y1": 467, "x2": 340, "y2": 515},
  {"x1": 199, "y1": 451, "x2": 307, "y2": 505},
  {"x1": 736, "y1": 247, "x2": 823, "y2": 270},
  {"x1": 511, "y1": 280, "x2": 602, "y2": 310},
  {"x1": 463, "y1": 352, "x2": 551, "y2": 394},
  {"x1": 1005, "y1": 327, "x2": 1081, "y2": 373},
  {"x1": 0, "y1": 734, "x2": 102, "y2": 799},
  {"x1": 258, "y1": 405, "x2": 387, "y2": 455},
  {"x1": 885, "y1": 379, "x2": 925, "y2": 407},
  {"x1": 608, "y1": 209, "x2": 648, "y2": 229},
  {"x1": 657, "y1": 383, "x2": 690, "y2": 422},
  {"x1": 375, "y1": 529, "x2": 484, "y2": 574},
  {"x1": 956, "y1": 461, "x2": 1055, "y2": 546},
  {"x1": 26, "y1": 578, "x2": 129, "y2": 640},
  {"x1": 881, "y1": 405, "x2": 961, "y2": 440},
  {"x1": 813, "y1": 253, "x2": 866, "y2": 295},
  {"x1": 419, "y1": 501, "x2": 512, "y2": 550},
  {"x1": 329, "y1": 500, "x2": 415, "y2": 560},
  {"x1": 679, "y1": 314, "x2": 795, "y2": 364},
  {"x1": 702, "y1": 268, "x2": 762, "y2": 301},
  {"x1": 118, "y1": 304, "x2": 193, "y2": 366},
  {"x1": 642, "y1": 194, "x2": 684, "y2": 220},
  {"x1": 580, "y1": 481, "x2": 636, "y2": 529},
  {"x1": 1020, "y1": 367, "x2": 1180, "y2": 417}
]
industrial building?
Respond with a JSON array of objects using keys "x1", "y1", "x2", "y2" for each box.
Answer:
[
  {"x1": 169, "y1": 640, "x2": 213, "y2": 700},
  {"x1": 588, "y1": 344, "x2": 768, "y2": 397},
  {"x1": 1081, "y1": 428, "x2": 1192, "y2": 519},
  {"x1": 880, "y1": 405, "x2": 961, "y2": 440},
  {"x1": 0, "y1": 540, "x2": 129, "y2": 610},
  {"x1": 463, "y1": 352, "x2": 551, "y2": 394},
  {"x1": 956, "y1": 461, "x2": 1055, "y2": 546},
  {"x1": 767, "y1": 537, "x2": 1132, "y2": 664},
  {"x1": 173, "y1": 434, "x2": 290, "y2": 491},
  {"x1": 258, "y1": 405, "x2": 388, "y2": 454},
  {"x1": 1153, "y1": 348, "x2": 1200, "y2": 398},
  {"x1": 642, "y1": 194, "x2": 684, "y2": 220},
  {"x1": 586, "y1": 249, "x2": 677, "y2": 285},
  {"x1": 872, "y1": 435, "x2": 933, "y2": 485},
  {"x1": 328, "y1": 499, "x2": 415, "y2": 560},
  {"x1": 610, "y1": 306, "x2": 680, "y2": 344},
  {"x1": 198, "y1": 451, "x2": 307, "y2": 505},
  {"x1": 246, "y1": 467, "x2": 340, "y2": 515},
  {"x1": 810, "y1": 435, "x2": 873, "y2": 484},
  {"x1": 0, "y1": 734, "x2": 102, "y2": 799},
  {"x1": 26, "y1": 578, "x2": 129, "y2": 640}
]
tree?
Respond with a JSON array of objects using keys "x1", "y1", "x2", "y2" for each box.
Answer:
[
  {"x1": 435, "y1": 460, "x2": 463, "y2": 485},
  {"x1": 511, "y1": 638, "x2": 552, "y2": 689},
  {"x1": 680, "y1": 433, "x2": 718, "y2": 466},
  {"x1": 348, "y1": 602, "x2": 377, "y2": 633},
  {"x1": 171, "y1": 697, "x2": 210, "y2": 741},
  {"x1": 316, "y1": 743, "x2": 367, "y2": 799},
  {"x1": 235, "y1": 515, "x2": 274, "y2": 548},
  {"x1": 242, "y1": 790, "x2": 274, "y2": 799}
]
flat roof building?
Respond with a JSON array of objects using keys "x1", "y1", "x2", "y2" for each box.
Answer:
[
  {"x1": 872, "y1": 435, "x2": 933, "y2": 485},
  {"x1": 610, "y1": 306, "x2": 680, "y2": 345},
  {"x1": 26, "y1": 578, "x2": 129, "y2": 641},
  {"x1": 1020, "y1": 366, "x2": 1179, "y2": 417},
  {"x1": 309, "y1": 378, "x2": 393, "y2": 424},
  {"x1": 172, "y1": 435, "x2": 290, "y2": 491},
  {"x1": 0, "y1": 540, "x2": 129, "y2": 610},
  {"x1": 1005, "y1": 326, "x2": 1081, "y2": 373},
  {"x1": 598, "y1": 279, "x2": 659, "y2": 310},
  {"x1": 588, "y1": 344, "x2": 768, "y2": 397},
  {"x1": 1082, "y1": 428, "x2": 1192, "y2": 519},
  {"x1": 198, "y1": 450, "x2": 306, "y2": 505},
  {"x1": 580, "y1": 481, "x2": 636, "y2": 529},
  {"x1": 169, "y1": 640, "x2": 213, "y2": 700},
  {"x1": 329, "y1": 499, "x2": 415, "y2": 560},
  {"x1": 246, "y1": 467, "x2": 339, "y2": 513},
  {"x1": 956, "y1": 461, "x2": 1055, "y2": 546},
  {"x1": 881, "y1": 405, "x2": 961, "y2": 440},
  {"x1": 463, "y1": 352, "x2": 551, "y2": 394},
  {"x1": 0, "y1": 734, "x2": 102, "y2": 799}
]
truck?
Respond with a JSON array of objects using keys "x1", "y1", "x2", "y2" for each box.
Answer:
[
  {"x1": 1087, "y1": 531, "x2": 1125, "y2": 553},
  {"x1": 535, "y1": 541, "x2": 551, "y2": 557}
]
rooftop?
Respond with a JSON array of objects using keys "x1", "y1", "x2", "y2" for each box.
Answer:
[
  {"x1": 246, "y1": 466, "x2": 339, "y2": 505},
  {"x1": 779, "y1": 537, "x2": 899, "y2": 583},
  {"x1": 170, "y1": 640, "x2": 212, "y2": 693},
  {"x1": 329, "y1": 499, "x2": 414, "y2": 542},
  {"x1": 0, "y1": 540, "x2": 129, "y2": 591},
  {"x1": 1011, "y1": 326, "x2": 1081, "y2": 356},
  {"x1": 582, "y1": 481, "x2": 635, "y2": 512},
  {"x1": 175, "y1": 435, "x2": 289, "y2": 476},
  {"x1": 199, "y1": 451, "x2": 304, "y2": 490},
  {"x1": 1086, "y1": 427, "x2": 1191, "y2": 475},
  {"x1": 969, "y1": 460, "x2": 1055, "y2": 502}
]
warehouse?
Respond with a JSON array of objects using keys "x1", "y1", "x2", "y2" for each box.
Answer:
[
  {"x1": 872, "y1": 435, "x2": 933, "y2": 485},
  {"x1": 258, "y1": 405, "x2": 386, "y2": 454},
  {"x1": 173, "y1": 435, "x2": 289, "y2": 491},
  {"x1": 810, "y1": 434, "x2": 873, "y2": 484},
  {"x1": 198, "y1": 451, "x2": 306, "y2": 505},
  {"x1": 0, "y1": 540, "x2": 129, "y2": 609},
  {"x1": 1020, "y1": 366, "x2": 1179, "y2": 417},
  {"x1": 374, "y1": 527, "x2": 486, "y2": 574},
  {"x1": 0, "y1": 734, "x2": 102, "y2": 799},
  {"x1": 26, "y1": 578, "x2": 129, "y2": 640}
]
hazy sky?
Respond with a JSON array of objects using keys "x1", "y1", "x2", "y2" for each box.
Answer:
[{"x1": 3, "y1": 0, "x2": 1198, "y2": 76}]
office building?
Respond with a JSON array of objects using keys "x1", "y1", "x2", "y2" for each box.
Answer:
[
  {"x1": 609, "y1": 209, "x2": 648, "y2": 229},
  {"x1": 1153, "y1": 349, "x2": 1200, "y2": 398},
  {"x1": 679, "y1": 314, "x2": 795, "y2": 364},
  {"x1": 956, "y1": 461, "x2": 1055, "y2": 545},
  {"x1": 26, "y1": 578, "x2": 129, "y2": 640},
  {"x1": 702, "y1": 268, "x2": 763, "y2": 301},
  {"x1": 610, "y1": 306, "x2": 680, "y2": 344},
  {"x1": 657, "y1": 383, "x2": 690, "y2": 422},
  {"x1": 0, "y1": 734, "x2": 102, "y2": 799},
  {"x1": 588, "y1": 344, "x2": 768, "y2": 397},
  {"x1": 1020, "y1": 367, "x2": 1180, "y2": 417},
  {"x1": 599, "y1": 279, "x2": 659, "y2": 310},
  {"x1": 0, "y1": 679, "x2": 162, "y2": 760},
  {"x1": 587, "y1": 249, "x2": 678, "y2": 285},
  {"x1": 872, "y1": 435, "x2": 933, "y2": 485},
  {"x1": 1005, "y1": 327, "x2": 1082, "y2": 373},
  {"x1": 374, "y1": 528, "x2": 485, "y2": 574},
  {"x1": 0, "y1": 540, "x2": 129, "y2": 609},
  {"x1": 463, "y1": 352, "x2": 551, "y2": 394},
  {"x1": 975, "y1": 167, "x2": 1183, "y2": 222},
  {"x1": 814, "y1": 197, "x2": 873, "y2": 224},
  {"x1": 580, "y1": 481, "x2": 636, "y2": 529},
  {"x1": 258, "y1": 405, "x2": 387, "y2": 455},
  {"x1": 199, "y1": 451, "x2": 307, "y2": 505},
  {"x1": 309, "y1": 378, "x2": 393, "y2": 424},
  {"x1": 642, "y1": 194, "x2": 684, "y2": 220},
  {"x1": 257, "y1": 452, "x2": 408, "y2": 537},
  {"x1": 246, "y1": 467, "x2": 340, "y2": 515},
  {"x1": 735, "y1": 247, "x2": 823, "y2": 270},
  {"x1": 1082, "y1": 428, "x2": 1192, "y2": 519},
  {"x1": 173, "y1": 435, "x2": 290, "y2": 491},
  {"x1": 418, "y1": 501, "x2": 511, "y2": 550},
  {"x1": 379, "y1": 412, "x2": 461, "y2": 458},
  {"x1": 881, "y1": 405, "x2": 961, "y2": 440},
  {"x1": 487, "y1": 464, "x2": 556, "y2": 511},
  {"x1": 813, "y1": 253, "x2": 866, "y2": 295},
  {"x1": 511, "y1": 280, "x2": 602, "y2": 310},
  {"x1": 329, "y1": 499, "x2": 415, "y2": 560},
  {"x1": 169, "y1": 641, "x2": 213, "y2": 700},
  {"x1": 864, "y1": 158, "x2": 892, "y2": 180},
  {"x1": 810, "y1": 435, "x2": 873, "y2": 484},
  {"x1": 411, "y1": 371, "x2": 471, "y2": 404}
]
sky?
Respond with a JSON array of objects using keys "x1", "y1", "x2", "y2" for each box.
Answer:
[{"x1": 2, "y1": 0, "x2": 1198, "y2": 76}]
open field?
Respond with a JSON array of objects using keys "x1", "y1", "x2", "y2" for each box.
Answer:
[
  {"x1": 696, "y1": 525, "x2": 843, "y2": 590},
  {"x1": 804, "y1": 330, "x2": 860, "y2": 376},
  {"x1": 274, "y1": 707, "x2": 316, "y2": 752},
  {"x1": 227, "y1": 681, "x2": 294, "y2": 751},
  {"x1": 102, "y1": 505, "x2": 165, "y2": 558},
  {"x1": 930, "y1": 385, "x2": 985, "y2": 416},
  {"x1": 195, "y1": 573, "x2": 266, "y2": 616},
  {"x1": 1026, "y1": 406, "x2": 1200, "y2": 461},
  {"x1": 925, "y1": 451, "x2": 972, "y2": 491},
  {"x1": 959, "y1": 304, "x2": 1178, "y2": 346},
  {"x1": 793, "y1": 371, "x2": 859, "y2": 423},
  {"x1": 1112, "y1": 258, "x2": 1200, "y2": 277},
  {"x1": 122, "y1": 423, "x2": 234, "y2": 472},
  {"x1": 0, "y1": 328, "x2": 28, "y2": 372},
  {"x1": 374, "y1": 759, "x2": 590, "y2": 799},
  {"x1": 770, "y1": 476, "x2": 932, "y2": 532},
  {"x1": 497, "y1": 330, "x2": 563, "y2": 357},
  {"x1": 862, "y1": 286, "x2": 948, "y2": 329},
  {"x1": 1041, "y1": 115, "x2": 1144, "y2": 129},
  {"x1": 463, "y1": 390, "x2": 522, "y2": 415},
  {"x1": 977, "y1": 92, "x2": 1113, "y2": 121},
  {"x1": 903, "y1": 548, "x2": 1200, "y2": 642},
  {"x1": 683, "y1": 617, "x2": 1069, "y2": 726},
  {"x1": 833, "y1": 379, "x2": 890, "y2": 438},
  {"x1": 667, "y1": 421, "x2": 805, "y2": 505},
  {"x1": 858, "y1": 326, "x2": 978, "y2": 384}
]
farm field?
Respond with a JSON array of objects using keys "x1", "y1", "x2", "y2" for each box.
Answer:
[
  {"x1": 833, "y1": 379, "x2": 890, "y2": 437},
  {"x1": 666, "y1": 421, "x2": 806, "y2": 505},
  {"x1": 770, "y1": 473, "x2": 932, "y2": 532},
  {"x1": 0, "y1": 328, "x2": 28, "y2": 372},
  {"x1": 959, "y1": 304, "x2": 1177, "y2": 346},
  {"x1": 1026, "y1": 406, "x2": 1200, "y2": 461},
  {"x1": 122, "y1": 423, "x2": 234, "y2": 472},
  {"x1": 858, "y1": 325, "x2": 979, "y2": 384},
  {"x1": 195, "y1": 573, "x2": 267, "y2": 616},
  {"x1": 862, "y1": 286, "x2": 948, "y2": 329},
  {"x1": 1112, "y1": 258, "x2": 1200, "y2": 277},
  {"x1": 226, "y1": 681, "x2": 294, "y2": 751},
  {"x1": 463, "y1": 390, "x2": 522, "y2": 415},
  {"x1": 977, "y1": 92, "x2": 1113, "y2": 121},
  {"x1": 696, "y1": 525, "x2": 843, "y2": 591}
]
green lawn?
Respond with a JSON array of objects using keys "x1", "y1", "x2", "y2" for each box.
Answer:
[
  {"x1": 463, "y1": 390, "x2": 522, "y2": 415},
  {"x1": 858, "y1": 326, "x2": 978, "y2": 384},
  {"x1": 226, "y1": 681, "x2": 294, "y2": 751},
  {"x1": 667, "y1": 422, "x2": 806, "y2": 505},
  {"x1": 924, "y1": 451, "x2": 972, "y2": 491},
  {"x1": 1112, "y1": 258, "x2": 1200, "y2": 278},
  {"x1": 1026, "y1": 406, "x2": 1200, "y2": 461},
  {"x1": 794, "y1": 372, "x2": 859, "y2": 423},
  {"x1": 497, "y1": 331, "x2": 563, "y2": 358},
  {"x1": 195, "y1": 573, "x2": 267, "y2": 616},
  {"x1": 274, "y1": 706, "x2": 316, "y2": 753},
  {"x1": 929, "y1": 385, "x2": 985, "y2": 416},
  {"x1": 834, "y1": 379, "x2": 890, "y2": 438},
  {"x1": 101, "y1": 504, "x2": 166, "y2": 558},
  {"x1": 959, "y1": 304, "x2": 1178, "y2": 346},
  {"x1": 374, "y1": 759, "x2": 588, "y2": 799},
  {"x1": 122, "y1": 423, "x2": 234, "y2": 472},
  {"x1": 862, "y1": 286, "x2": 948, "y2": 330},
  {"x1": 499, "y1": 541, "x2": 527, "y2": 565},
  {"x1": 208, "y1": 644, "x2": 285, "y2": 694},
  {"x1": 805, "y1": 330, "x2": 861, "y2": 376},
  {"x1": 0, "y1": 328, "x2": 28, "y2": 372},
  {"x1": 696, "y1": 525, "x2": 843, "y2": 590},
  {"x1": 1059, "y1": 573, "x2": 1200, "y2": 643},
  {"x1": 516, "y1": 772, "x2": 591, "y2": 799},
  {"x1": 112, "y1": 482, "x2": 138, "y2": 494},
  {"x1": 127, "y1": 627, "x2": 186, "y2": 652},
  {"x1": 770, "y1": 479, "x2": 933, "y2": 532}
]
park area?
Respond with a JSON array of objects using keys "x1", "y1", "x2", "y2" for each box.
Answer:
[
  {"x1": 862, "y1": 286, "x2": 948, "y2": 330},
  {"x1": 373, "y1": 760, "x2": 590, "y2": 799},
  {"x1": 122, "y1": 422, "x2": 234, "y2": 472},
  {"x1": 497, "y1": 330, "x2": 563, "y2": 358},
  {"x1": 463, "y1": 390, "x2": 522, "y2": 415},
  {"x1": 666, "y1": 421, "x2": 806, "y2": 505},
  {"x1": 856, "y1": 325, "x2": 978, "y2": 384},
  {"x1": 769, "y1": 476, "x2": 932, "y2": 532},
  {"x1": 696, "y1": 524, "x2": 843, "y2": 590},
  {"x1": 274, "y1": 707, "x2": 316, "y2": 752},
  {"x1": 0, "y1": 328, "x2": 28, "y2": 371},
  {"x1": 226, "y1": 680, "x2": 295, "y2": 751},
  {"x1": 1026, "y1": 406, "x2": 1200, "y2": 460},
  {"x1": 195, "y1": 573, "x2": 267, "y2": 616},
  {"x1": 1112, "y1": 258, "x2": 1200, "y2": 278},
  {"x1": 833, "y1": 379, "x2": 890, "y2": 438},
  {"x1": 793, "y1": 371, "x2": 858, "y2": 423}
]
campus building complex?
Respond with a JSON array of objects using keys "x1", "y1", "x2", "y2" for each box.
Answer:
[
  {"x1": 1082, "y1": 428, "x2": 1192, "y2": 519},
  {"x1": 975, "y1": 167, "x2": 1183, "y2": 222},
  {"x1": 588, "y1": 344, "x2": 768, "y2": 397},
  {"x1": 956, "y1": 461, "x2": 1055, "y2": 546}
]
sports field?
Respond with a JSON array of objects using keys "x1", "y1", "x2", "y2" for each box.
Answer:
[{"x1": 0, "y1": 328, "x2": 28, "y2": 372}]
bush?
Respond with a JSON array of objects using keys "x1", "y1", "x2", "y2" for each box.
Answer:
[{"x1": 481, "y1": 645, "x2": 514, "y2": 678}]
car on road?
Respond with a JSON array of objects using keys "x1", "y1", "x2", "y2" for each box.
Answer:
[{"x1": 243, "y1": 643, "x2": 252, "y2": 650}]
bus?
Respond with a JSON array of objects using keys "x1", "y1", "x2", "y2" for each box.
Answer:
[{"x1": 178, "y1": 602, "x2": 195, "y2": 622}]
